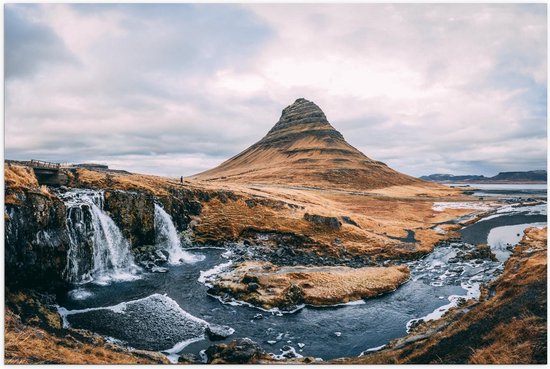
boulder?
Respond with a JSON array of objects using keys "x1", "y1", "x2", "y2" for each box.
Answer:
[
  {"x1": 205, "y1": 338, "x2": 266, "y2": 364},
  {"x1": 303, "y1": 213, "x2": 341, "y2": 231},
  {"x1": 206, "y1": 324, "x2": 235, "y2": 341}
]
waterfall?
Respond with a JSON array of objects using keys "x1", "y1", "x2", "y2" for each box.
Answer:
[
  {"x1": 154, "y1": 204, "x2": 203, "y2": 264},
  {"x1": 61, "y1": 190, "x2": 140, "y2": 284}
]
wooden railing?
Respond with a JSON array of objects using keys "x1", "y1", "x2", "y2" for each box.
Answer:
[{"x1": 30, "y1": 159, "x2": 61, "y2": 169}]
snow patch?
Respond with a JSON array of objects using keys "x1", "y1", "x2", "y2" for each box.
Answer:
[{"x1": 432, "y1": 202, "x2": 494, "y2": 212}]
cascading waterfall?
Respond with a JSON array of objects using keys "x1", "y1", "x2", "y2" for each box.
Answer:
[
  {"x1": 154, "y1": 204, "x2": 203, "y2": 264},
  {"x1": 61, "y1": 190, "x2": 140, "y2": 284}
]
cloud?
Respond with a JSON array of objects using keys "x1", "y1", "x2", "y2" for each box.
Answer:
[
  {"x1": 4, "y1": 4, "x2": 547, "y2": 177},
  {"x1": 5, "y1": 6, "x2": 77, "y2": 78}
]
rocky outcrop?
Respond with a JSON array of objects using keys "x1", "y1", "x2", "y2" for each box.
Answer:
[
  {"x1": 5, "y1": 188, "x2": 69, "y2": 288},
  {"x1": 303, "y1": 213, "x2": 342, "y2": 231},
  {"x1": 461, "y1": 244, "x2": 497, "y2": 261},
  {"x1": 103, "y1": 190, "x2": 155, "y2": 248},
  {"x1": 205, "y1": 338, "x2": 268, "y2": 364},
  {"x1": 156, "y1": 188, "x2": 203, "y2": 232},
  {"x1": 206, "y1": 261, "x2": 410, "y2": 310}
]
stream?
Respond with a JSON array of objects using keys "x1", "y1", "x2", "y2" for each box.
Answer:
[{"x1": 55, "y1": 184, "x2": 546, "y2": 362}]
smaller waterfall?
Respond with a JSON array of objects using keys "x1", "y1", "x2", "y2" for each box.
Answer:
[
  {"x1": 154, "y1": 204, "x2": 203, "y2": 264},
  {"x1": 61, "y1": 190, "x2": 140, "y2": 284}
]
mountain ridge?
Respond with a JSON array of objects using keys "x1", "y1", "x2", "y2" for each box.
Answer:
[{"x1": 420, "y1": 170, "x2": 547, "y2": 183}]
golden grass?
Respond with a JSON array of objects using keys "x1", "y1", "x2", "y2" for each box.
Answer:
[
  {"x1": 212, "y1": 261, "x2": 410, "y2": 308},
  {"x1": 469, "y1": 315, "x2": 546, "y2": 364},
  {"x1": 191, "y1": 181, "x2": 480, "y2": 260},
  {"x1": 5, "y1": 164, "x2": 39, "y2": 189},
  {"x1": 72, "y1": 168, "x2": 181, "y2": 196}
]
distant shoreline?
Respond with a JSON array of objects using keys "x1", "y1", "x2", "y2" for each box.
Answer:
[{"x1": 438, "y1": 181, "x2": 547, "y2": 185}]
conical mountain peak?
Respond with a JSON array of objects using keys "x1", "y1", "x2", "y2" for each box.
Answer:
[{"x1": 192, "y1": 99, "x2": 423, "y2": 191}]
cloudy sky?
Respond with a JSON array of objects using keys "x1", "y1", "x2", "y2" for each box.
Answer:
[{"x1": 5, "y1": 3, "x2": 547, "y2": 177}]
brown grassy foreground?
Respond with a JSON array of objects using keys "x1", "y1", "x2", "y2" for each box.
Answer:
[
  {"x1": 338, "y1": 227, "x2": 547, "y2": 364},
  {"x1": 4, "y1": 291, "x2": 168, "y2": 364},
  {"x1": 209, "y1": 261, "x2": 410, "y2": 309}
]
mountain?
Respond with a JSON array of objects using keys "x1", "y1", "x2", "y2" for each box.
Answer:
[
  {"x1": 490, "y1": 170, "x2": 547, "y2": 182},
  {"x1": 420, "y1": 174, "x2": 487, "y2": 182},
  {"x1": 192, "y1": 98, "x2": 426, "y2": 191},
  {"x1": 421, "y1": 170, "x2": 547, "y2": 183}
]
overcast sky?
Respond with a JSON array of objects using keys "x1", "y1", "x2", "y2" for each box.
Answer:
[{"x1": 5, "y1": 3, "x2": 547, "y2": 177}]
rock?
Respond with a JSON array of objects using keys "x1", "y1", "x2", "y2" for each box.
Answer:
[
  {"x1": 341, "y1": 216, "x2": 360, "y2": 228},
  {"x1": 205, "y1": 338, "x2": 266, "y2": 364},
  {"x1": 303, "y1": 213, "x2": 342, "y2": 231},
  {"x1": 298, "y1": 342, "x2": 305, "y2": 349},
  {"x1": 178, "y1": 353, "x2": 200, "y2": 363},
  {"x1": 247, "y1": 283, "x2": 260, "y2": 292},
  {"x1": 282, "y1": 350, "x2": 297, "y2": 358},
  {"x1": 408, "y1": 318, "x2": 425, "y2": 330},
  {"x1": 206, "y1": 324, "x2": 235, "y2": 341},
  {"x1": 280, "y1": 345, "x2": 298, "y2": 358},
  {"x1": 103, "y1": 190, "x2": 155, "y2": 249},
  {"x1": 253, "y1": 313, "x2": 264, "y2": 320},
  {"x1": 5, "y1": 189, "x2": 70, "y2": 287},
  {"x1": 462, "y1": 244, "x2": 498, "y2": 262},
  {"x1": 155, "y1": 250, "x2": 168, "y2": 261},
  {"x1": 284, "y1": 284, "x2": 305, "y2": 307}
]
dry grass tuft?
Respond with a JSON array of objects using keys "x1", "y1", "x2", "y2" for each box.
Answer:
[
  {"x1": 469, "y1": 315, "x2": 546, "y2": 364},
  {"x1": 5, "y1": 164, "x2": 39, "y2": 189}
]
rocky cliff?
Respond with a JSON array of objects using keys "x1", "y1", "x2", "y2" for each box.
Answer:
[
  {"x1": 5, "y1": 186, "x2": 69, "y2": 288},
  {"x1": 4, "y1": 164, "x2": 201, "y2": 288}
]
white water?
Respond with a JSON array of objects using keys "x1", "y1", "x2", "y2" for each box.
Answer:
[
  {"x1": 62, "y1": 190, "x2": 140, "y2": 284},
  {"x1": 487, "y1": 222, "x2": 547, "y2": 261},
  {"x1": 406, "y1": 282, "x2": 481, "y2": 333},
  {"x1": 154, "y1": 204, "x2": 204, "y2": 264},
  {"x1": 432, "y1": 201, "x2": 496, "y2": 212}
]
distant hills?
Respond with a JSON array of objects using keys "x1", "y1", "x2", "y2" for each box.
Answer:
[
  {"x1": 420, "y1": 170, "x2": 547, "y2": 183},
  {"x1": 192, "y1": 98, "x2": 431, "y2": 191}
]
